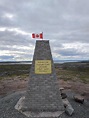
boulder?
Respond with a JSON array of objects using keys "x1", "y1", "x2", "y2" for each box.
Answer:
[{"x1": 74, "y1": 95, "x2": 84, "y2": 104}]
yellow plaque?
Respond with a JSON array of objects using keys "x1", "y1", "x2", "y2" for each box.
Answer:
[{"x1": 35, "y1": 60, "x2": 51, "y2": 74}]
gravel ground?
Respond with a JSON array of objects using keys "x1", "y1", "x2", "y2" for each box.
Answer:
[{"x1": 0, "y1": 90, "x2": 89, "y2": 118}]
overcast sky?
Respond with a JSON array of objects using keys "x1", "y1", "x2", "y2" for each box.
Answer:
[{"x1": 0, "y1": 0, "x2": 89, "y2": 61}]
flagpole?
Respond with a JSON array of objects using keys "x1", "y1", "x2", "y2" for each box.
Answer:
[{"x1": 42, "y1": 32, "x2": 43, "y2": 40}]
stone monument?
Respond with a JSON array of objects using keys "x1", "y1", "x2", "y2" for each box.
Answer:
[{"x1": 15, "y1": 40, "x2": 64, "y2": 117}]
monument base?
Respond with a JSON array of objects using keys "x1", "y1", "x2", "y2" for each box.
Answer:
[{"x1": 15, "y1": 96, "x2": 64, "y2": 118}]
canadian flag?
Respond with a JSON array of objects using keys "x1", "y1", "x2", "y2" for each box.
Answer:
[{"x1": 32, "y1": 32, "x2": 43, "y2": 39}]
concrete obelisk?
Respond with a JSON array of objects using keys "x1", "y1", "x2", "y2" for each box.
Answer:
[{"x1": 15, "y1": 40, "x2": 64, "y2": 117}]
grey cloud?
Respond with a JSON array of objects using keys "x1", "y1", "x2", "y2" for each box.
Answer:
[
  {"x1": 60, "y1": 49, "x2": 85, "y2": 56},
  {"x1": 0, "y1": 0, "x2": 89, "y2": 61},
  {"x1": 54, "y1": 47, "x2": 89, "y2": 58},
  {"x1": 0, "y1": 30, "x2": 34, "y2": 46},
  {"x1": 0, "y1": 55, "x2": 14, "y2": 60}
]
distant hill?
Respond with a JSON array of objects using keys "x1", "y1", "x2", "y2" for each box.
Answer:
[
  {"x1": 0, "y1": 61, "x2": 32, "y2": 64},
  {"x1": 80, "y1": 60, "x2": 89, "y2": 63}
]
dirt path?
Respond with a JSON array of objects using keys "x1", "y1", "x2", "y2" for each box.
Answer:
[{"x1": 0, "y1": 76, "x2": 89, "y2": 99}]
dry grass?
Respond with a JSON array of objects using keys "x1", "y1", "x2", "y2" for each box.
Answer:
[
  {"x1": 0, "y1": 63, "x2": 89, "y2": 83},
  {"x1": 56, "y1": 68, "x2": 89, "y2": 83}
]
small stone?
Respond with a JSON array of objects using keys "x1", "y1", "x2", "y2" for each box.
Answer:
[
  {"x1": 60, "y1": 87, "x2": 64, "y2": 92},
  {"x1": 62, "y1": 98, "x2": 74, "y2": 116},
  {"x1": 74, "y1": 95, "x2": 84, "y2": 104},
  {"x1": 65, "y1": 105, "x2": 74, "y2": 116},
  {"x1": 61, "y1": 93, "x2": 67, "y2": 99},
  {"x1": 62, "y1": 98, "x2": 69, "y2": 107}
]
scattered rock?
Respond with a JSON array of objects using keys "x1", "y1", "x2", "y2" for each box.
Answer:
[
  {"x1": 62, "y1": 98, "x2": 74, "y2": 116},
  {"x1": 60, "y1": 87, "x2": 67, "y2": 99},
  {"x1": 60, "y1": 87, "x2": 74, "y2": 116},
  {"x1": 65, "y1": 105, "x2": 74, "y2": 116},
  {"x1": 61, "y1": 93, "x2": 67, "y2": 99},
  {"x1": 74, "y1": 95, "x2": 84, "y2": 104},
  {"x1": 60, "y1": 87, "x2": 64, "y2": 92},
  {"x1": 62, "y1": 98, "x2": 69, "y2": 107}
]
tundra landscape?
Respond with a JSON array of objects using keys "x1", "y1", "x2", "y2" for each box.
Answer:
[{"x1": 0, "y1": 61, "x2": 89, "y2": 99}]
